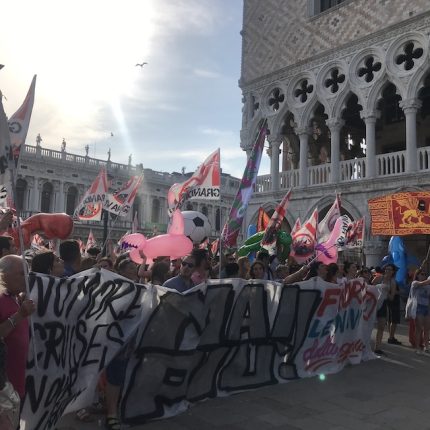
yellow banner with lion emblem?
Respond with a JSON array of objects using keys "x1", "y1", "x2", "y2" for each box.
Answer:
[{"x1": 368, "y1": 191, "x2": 430, "y2": 235}]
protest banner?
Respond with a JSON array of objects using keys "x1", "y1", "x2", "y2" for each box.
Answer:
[{"x1": 21, "y1": 272, "x2": 381, "y2": 429}]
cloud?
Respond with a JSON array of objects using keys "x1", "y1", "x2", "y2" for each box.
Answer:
[
  {"x1": 193, "y1": 69, "x2": 221, "y2": 79},
  {"x1": 153, "y1": 0, "x2": 221, "y2": 36}
]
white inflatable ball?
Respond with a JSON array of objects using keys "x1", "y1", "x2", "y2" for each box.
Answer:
[{"x1": 181, "y1": 211, "x2": 212, "y2": 244}]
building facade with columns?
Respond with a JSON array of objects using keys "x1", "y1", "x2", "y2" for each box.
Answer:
[
  {"x1": 15, "y1": 141, "x2": 240, "y2": 244},
  {"x1": 240, "y1": 0, "x2": 430, "y2": 266}
]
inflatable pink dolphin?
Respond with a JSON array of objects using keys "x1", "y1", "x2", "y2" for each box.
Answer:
[{"x1": 121, "y1": 210, "x2": 193, "y2": 264}]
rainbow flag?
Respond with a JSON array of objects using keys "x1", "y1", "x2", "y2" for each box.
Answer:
[{"x1": 221, "y1": 120, "x2": 267, "y2": 248}]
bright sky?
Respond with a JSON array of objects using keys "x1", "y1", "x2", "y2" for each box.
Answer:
[{"x1": 0, "y1": 0, "x2": 270, "y2": 179}]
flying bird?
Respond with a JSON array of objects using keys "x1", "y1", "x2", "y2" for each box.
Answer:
[
  {"x1": 110, "y1": 132, "x2": 114, "y2": 137},
  {"x1": 0, "y1": 65, "x2": 4, "y2": 70},
  {"x1": 135, "y1": 61, "x2": 148, "y2": 67}
]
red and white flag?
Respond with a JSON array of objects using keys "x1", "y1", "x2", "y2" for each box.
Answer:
[
  {"x1": 291, "y1": 209, "x2": 319, "y2": 264},
  {"x1": 31, "y1": 233, "x2": 45, "y2": 249},
  {"x1": 85, "y1": 229, "x2": 97, "y2": 252},
  {"x1": 168, "y1": 149, "x2": 220, "y2": 213},
  {"x1": 342, "y1": 217, "x2": 365, "y2": 249},
  {"x1": 317, "y1": 194, "x2": 341, "y2": 244},
  {"x1": 8, "y1": 75, "x2": 37, "y2": 166},
  {"x1": 261, "y1": 189, "x2": 292, "y2": 253},
  {"x1": 104, "y1": 175, "x2": 143, "y2": 217},
  {"x1": 74, "y1": 168, "x2": 108, "y2": 221}
]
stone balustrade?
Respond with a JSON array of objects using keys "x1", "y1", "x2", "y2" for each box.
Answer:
[{"x1": 255, "y1": 148, "x2": 427, "y2": 192}]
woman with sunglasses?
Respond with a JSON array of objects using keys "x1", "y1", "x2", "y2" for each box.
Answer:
[{"x1": 410, "y1": 268, "x2": 430, "y2": 354}]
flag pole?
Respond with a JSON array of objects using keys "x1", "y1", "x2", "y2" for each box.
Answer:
[
  {"x1": 218, "y1": 150, "x2": 222, "y2": 279},
  {"x1": 9, "y1": 167, "x2": 39, "y2": 368}
]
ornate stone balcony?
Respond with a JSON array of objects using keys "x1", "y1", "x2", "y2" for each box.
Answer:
[{"x1": 255, "y1": 148, "x2": 428, "y2": 193}]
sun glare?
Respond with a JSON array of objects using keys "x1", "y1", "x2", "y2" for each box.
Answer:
[{"x1": 2, "y1": 0, "x2": 156, "y2": 120}]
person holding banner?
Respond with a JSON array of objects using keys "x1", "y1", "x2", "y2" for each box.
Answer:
[{"x1": 0, "y1": 255, "x2": 35, "y2": 399}]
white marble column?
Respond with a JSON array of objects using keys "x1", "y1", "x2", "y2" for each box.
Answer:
[
  {"x1": 326, "y1": 118, "x2": 344, "y2": 184},
  {"x1": 296, "y1": 127, "x2": 311, "y2": 188},
  {"x1": 57, "y1": 181, "x2": 65, "y2": 212},
  {"x1": 360, "y1": 112, "x2": 379, "y2": 179},
  {"x1": 31, "y1": 177, "x2": 40, "y2": 212},
  {"x1": 400, "y1": 98, "x2": 422, "y2": 173},
  {"x1": 267, "y1": 135, "x2": 282, "y2": 192}
]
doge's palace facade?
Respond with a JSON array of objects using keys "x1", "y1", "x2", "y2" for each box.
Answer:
[{"x1": 241, "y1": 0, "x2": 430, "y2": 266}]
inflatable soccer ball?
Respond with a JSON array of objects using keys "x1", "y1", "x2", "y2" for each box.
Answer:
[{"x1": 181, "y1": 211, "x2": 212, "y2": 244}]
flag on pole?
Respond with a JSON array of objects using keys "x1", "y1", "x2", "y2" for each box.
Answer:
[
  {"x1": 168, "y1": 149, "x2": 220, "y2": 213},
  {"x1": 8, "y1": 75, "x2": 37, "y2": 166},
  {"x1": 132, "y1": 211, "x2": 139, "y2": 233},
  {"x1": 85, "y1": 229, "x2": 97, "y2": 252},
  {"x1": 0, "y1": 93, "x2": 12, "y2": 176},
  {"x1": 257, "y1": 207, "x2": 270, "y2": 232},
  {"x1": 74, "y1": 169, "x2": 108, "y2": 221},
  {"x1": 261, "y1": 189, "x2": 292, "y2": 253},
  {"x1": 340, "y1": 216, "x2": 365, "y2": 249},
  {"x1": 221, "y1": 120, "x2": 267, "y2": 248},
  {"x1": 104, "y1": 175, "x2": 143, "y2": 217},
  {"x1": 290, "y1": 209, "x2": 319, "y2": 264},
  {"x1": 317, "y1": 194, "x2": 341, "y2": 244}
]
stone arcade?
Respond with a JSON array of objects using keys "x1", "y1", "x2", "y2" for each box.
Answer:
[{"x1": 241, "y1": 0, "x2": 430, "y2": 265}]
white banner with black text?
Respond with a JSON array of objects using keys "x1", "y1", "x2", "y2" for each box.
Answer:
[{"x1": 20, "y1": 272, "x2": 381, "y2": 429}]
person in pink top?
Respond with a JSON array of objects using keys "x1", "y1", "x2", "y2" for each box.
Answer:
[{"x1": 0, "y1": 255, "x2": 35, "y2": 399}]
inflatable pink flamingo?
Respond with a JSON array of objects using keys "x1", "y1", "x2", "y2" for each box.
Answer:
[{"x1": 121, "y1": 210, "x2": 193, "y2": 264}]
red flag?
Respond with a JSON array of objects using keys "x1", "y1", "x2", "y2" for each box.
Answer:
[
  {"x1": 168, "y1": 149, "x2": 220, "y2": 212},
  {"x1": 257, "y1": 207, "x2": 270, "y2": 232},
  {"x1": 261, "y1": 189, "x2": 292, "y2": 253}
]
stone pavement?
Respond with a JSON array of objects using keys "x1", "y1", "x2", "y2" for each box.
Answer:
[{"x1": 56, "y1": 323, "x2": 430, "y2": 430}]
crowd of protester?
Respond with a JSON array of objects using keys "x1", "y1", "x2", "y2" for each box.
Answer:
[{"x1": 0, "y1": 229, "x2": 428, "y2": 429}]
